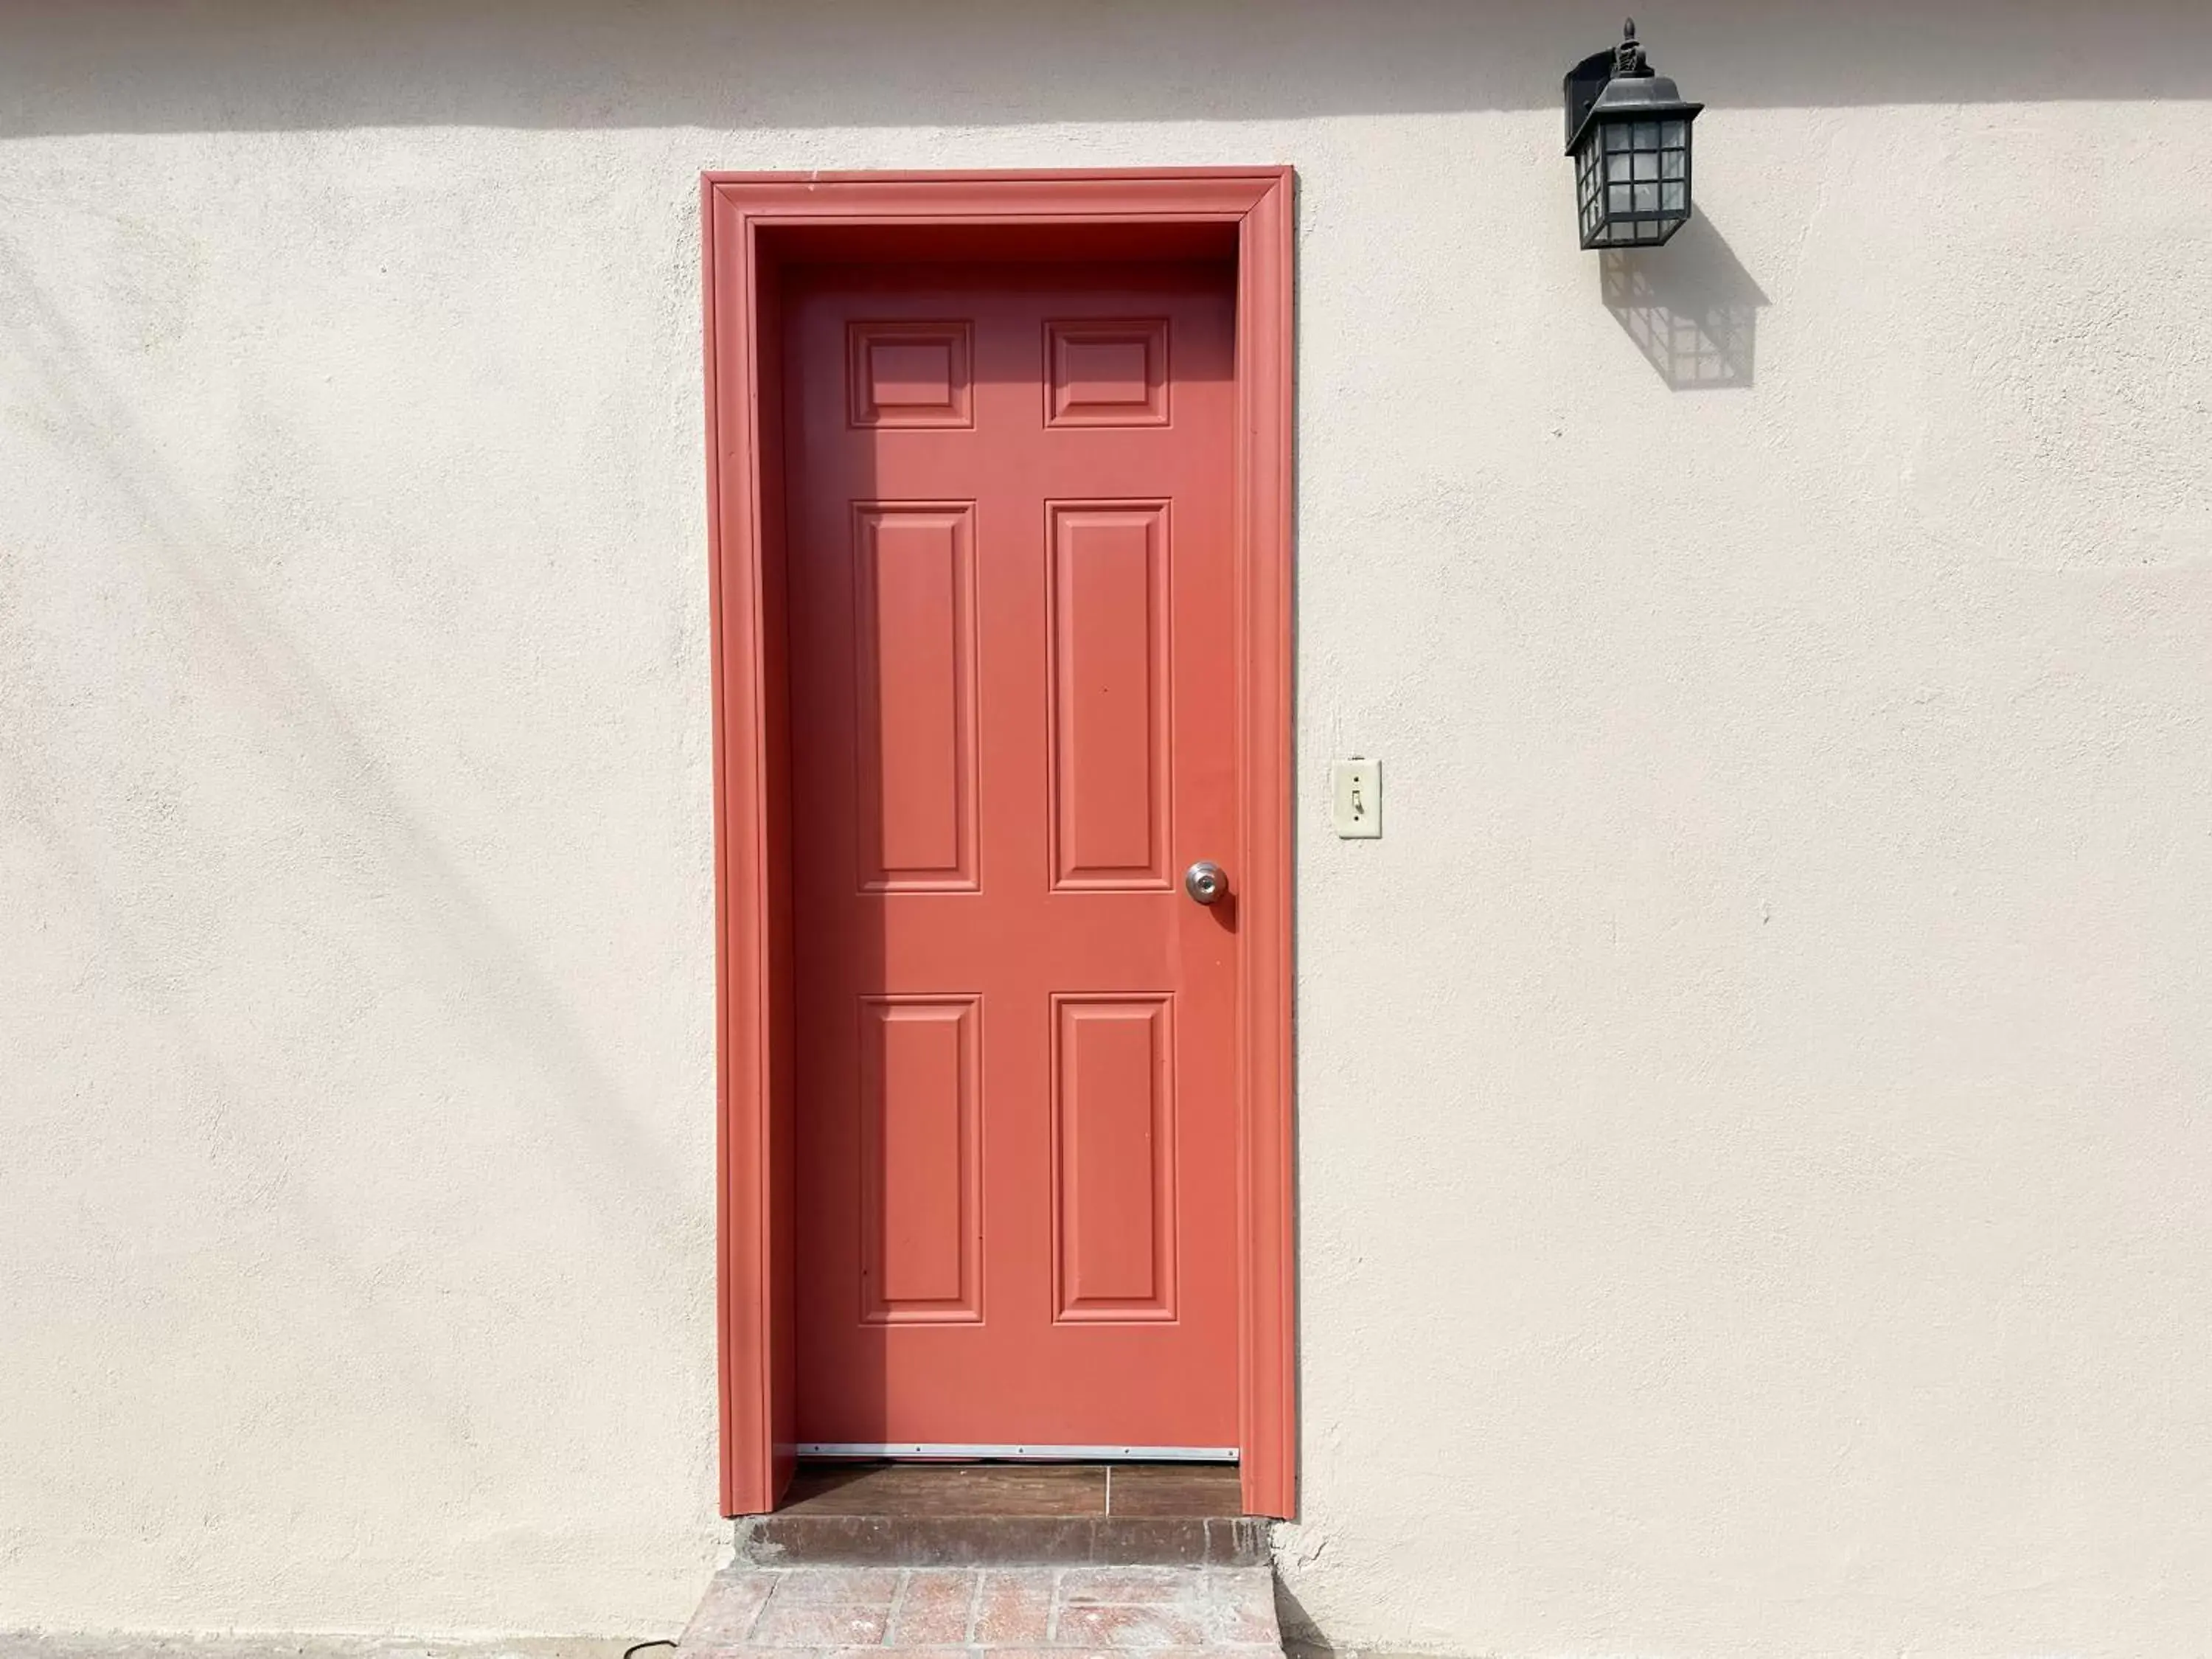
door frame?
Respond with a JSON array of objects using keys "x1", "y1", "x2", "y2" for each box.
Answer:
[{"x1": 702, "y1": 168, "x2": 1295, "y2": 1518}]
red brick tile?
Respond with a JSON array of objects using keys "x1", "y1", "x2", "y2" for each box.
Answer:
[
  {"x1": 747, "y1": 1601, "x2": 893, "y2": 1647},
  {"x1": 1210, "y1": 1572, "x2": 1279, "y2": 1645},
  {"x1": 972, "y1": 1570, "x2": 1057, "y2": 1646},
  {"x1": 1057, "y1": 1568, "x2": 1200, "y2": 1606},
  {"x1": 1052, "y1": 1604, "x2": 1213, "y2": 1649},
  {"x1": 888, "y1": 1569, "x2": 980, "y2": 1644},
  {"x1": 765, "y1": 1567, "x2": 905, "y2": 1604},
  {"x1": 683, "y1": 1572, "x2": 776, "y2": 1644}
]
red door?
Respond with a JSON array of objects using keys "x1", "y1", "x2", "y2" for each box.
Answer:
[{"x1": 786, "y1": 260, "x2": 1239, "y2": 1453}]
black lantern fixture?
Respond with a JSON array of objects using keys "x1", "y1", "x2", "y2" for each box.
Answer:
[{"x1": 1565, "y1": 19, "x2": 1703, "y2": 250}]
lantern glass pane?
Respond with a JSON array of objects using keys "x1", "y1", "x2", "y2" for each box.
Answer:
[{"x1": 1576, "y1": 105, "x2": 1694, "y2": 248}]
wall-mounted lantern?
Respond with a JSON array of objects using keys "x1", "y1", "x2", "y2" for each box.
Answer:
[{"x1": 1565, "y1": 19, "x2": 1703, "y2": 250}]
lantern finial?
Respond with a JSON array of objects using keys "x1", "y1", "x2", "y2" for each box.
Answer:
[{"x1": 1616, "y1": 20, "x2": 1650, "y2": 78}]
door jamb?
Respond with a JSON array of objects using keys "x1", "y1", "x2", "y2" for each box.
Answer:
[{"x1": 702, "y1": 168, "x2": 1296, "y2": 1518}]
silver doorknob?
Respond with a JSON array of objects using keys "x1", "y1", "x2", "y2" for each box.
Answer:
[{"x1": 1184, "y1": 860, "x2": 1228, "y2": 905}]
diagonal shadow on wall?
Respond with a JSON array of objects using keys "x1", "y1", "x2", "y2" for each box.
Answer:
[{"x1": 1598, "y1": 215, "x2": 1771, "y2": 391}]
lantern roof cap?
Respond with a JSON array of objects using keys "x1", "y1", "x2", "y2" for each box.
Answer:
[{"x1": 1564, "y1": 18, "x2": 1704, "y2": 155}]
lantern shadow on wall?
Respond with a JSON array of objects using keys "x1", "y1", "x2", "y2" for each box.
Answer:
[{"x1": 1598, "y1": 215, "x2": 1770, "y2": 390}]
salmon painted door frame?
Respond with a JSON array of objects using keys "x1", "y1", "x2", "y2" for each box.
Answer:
[{"x1": 702, "y1": 169, "x2": 1296, "y2": 1519}]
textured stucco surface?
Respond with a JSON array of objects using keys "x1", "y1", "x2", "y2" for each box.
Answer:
[{"x1": 4, "y1": 2, "x2": 2210, "y2": 1655}]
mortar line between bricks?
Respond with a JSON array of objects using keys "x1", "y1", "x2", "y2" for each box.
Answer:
[
  {"x1": 740, "y1": 1571, "x2": 772, "y2": 1643},
  {"x1": 1045, "y1": 1565, "x2": 1066, "y2": 1644},
  {"x1": 961, "y1": 1565, "x2": 984, "y2": 1646},
  {"x1": 883, "y1": 1568, "x2": 913, "y2": 1646}
]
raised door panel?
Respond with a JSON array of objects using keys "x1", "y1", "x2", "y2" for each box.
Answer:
[
  {"x1": 1046, "y1": 319, "x2": 1169, "y2": 427},
  {"x1": 859, "y1": 997, "x2": 981, "y2": 1324},
  {"x1": 1052, "y1": 995, "x2": 1176, "y2": 1322},
  {"x1": 849, "y1": 321, "x2": 974, "y2": 428},
  {"x1": 852, "y1": 505, "x2": 978, "y2": 891},
  {"x1": 1048, "y1": 503, "x2": 1171, "y2": 891}
]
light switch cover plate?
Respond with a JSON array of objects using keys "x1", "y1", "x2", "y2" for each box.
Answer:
[{"x1": 1332, "y1": 758, "x2": 1381, "y2": 838}]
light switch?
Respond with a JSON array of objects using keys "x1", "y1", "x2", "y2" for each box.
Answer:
[{"x1": 1332, "y1": 758, "x2": 1381, "y2": 838}]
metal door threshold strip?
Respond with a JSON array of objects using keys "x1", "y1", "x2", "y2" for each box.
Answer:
[{"x1": 794, "y1": 1442, "x2": 1239, "y2": 1461}]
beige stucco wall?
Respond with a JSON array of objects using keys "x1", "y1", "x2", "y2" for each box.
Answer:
[{"x1": 4, "y1": 2, "x2": 2209, "y2": 1654}]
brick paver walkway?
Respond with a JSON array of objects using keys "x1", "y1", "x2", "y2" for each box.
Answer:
[{"x1": 680, "y1": 1565, "x2": 1282, "y2": 1659}]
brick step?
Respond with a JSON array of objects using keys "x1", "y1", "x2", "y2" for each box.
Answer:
[
  {"x1": 739, "y1": 1512, "x2": 1269, "y2": 1568},
  {"x1": 735, "y1": 1464, "x2": 1265, "y2": 1568},
  {"x1": 681, "y1": 1564, "x2": 1284, "y2": 1658}
]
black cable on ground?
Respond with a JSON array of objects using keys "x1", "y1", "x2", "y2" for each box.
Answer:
[{"x1": 624, "y1": 1641, "x2": 678, "y2": 1659}]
